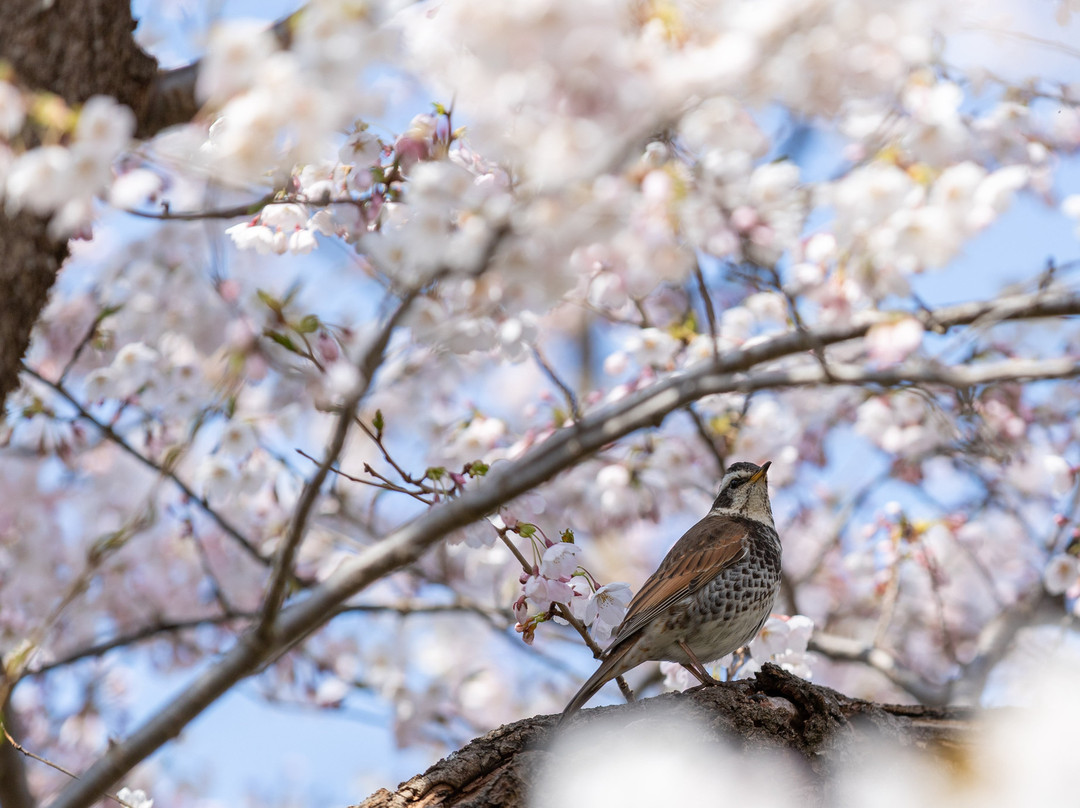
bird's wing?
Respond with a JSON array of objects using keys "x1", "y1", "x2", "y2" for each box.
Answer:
[{"x1": 608, "y1": 515, "x2": 749, "y2": 647}]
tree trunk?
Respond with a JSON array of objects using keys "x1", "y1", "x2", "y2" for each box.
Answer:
[
  {"x1": 0, "y1": 0, "x2": 158, "y2": 409},
  {"x1": 359, "y1": 665, "x2": 971, "y2": 808}
]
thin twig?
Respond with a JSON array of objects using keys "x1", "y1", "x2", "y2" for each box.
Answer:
[
  {"x1": 2, "y1": 727, "x2": 134, "y2": 808},
  {"x1": 355, "y1": 419, "x2": 438, "y2": 492},
  {"x1": 257, "y1": 288, "x2": 422, "y2": 638},
  {"x1": 693, "y1": 262, "x2": 720, "y2": 363},
  {"x1": 532, "y1": 345, "x2": 581, "y2": 421},
  {"x1": 808, "y1": 632, "x2": 947, "y2": 705},
  {"x1": 684, "y1": 405, "x2": 726, "y2": 476},
  {"x1": 188, "y1": 527, "x2": 236, "y2": 615},
  {"x1": 20, "y1": 364, "x2": 270, "y2": 569},
  {"x1": 767, "y1": 264, "x2": 835, "y2": 381},
  {"x1": 58, "y1": 310, "x2": 109, "y2": 385},
  {"x1": 124, "y1": 192, "x2": 277, "y2": 221},
  {"x1": 294, "y1": 448, "x2": 436, "y2": 506}
]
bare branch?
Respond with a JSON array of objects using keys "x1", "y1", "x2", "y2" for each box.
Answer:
[
  {"x1": 0, "y1": 706, "x2": 34, "y2": 808},
  {"x1": 693, "y1": 262, "x2": 720, "y2": 362},
  {"x1": 684, "y1": 405, "x2": 726, "y2": 476},
  {"x1": 808, "y1": 632, "x2": 948, "y2": 705},
  {"x1": 3, "y1": 726, "x2": 145, "y2": 808},
  {"x1": 257, "y1": 288, "x2": 421, "y2": 637},
  {"x1": 20, "y1": 364, "x2": 271, "y2": 570},
  {"x1": 532, "y1": 345, "x2": 582, "y2": 421},
  {"x1": 123, "y1": 193, "x2": 277, "y2": 221},
  {"x1": 28, "y1": 602, "x2": 506, "y2": 677}
]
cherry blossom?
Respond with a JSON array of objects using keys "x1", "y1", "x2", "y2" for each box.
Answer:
[
  {"x1": 583, "y1": 582, "x2": 632, "y2": 642},
  {"x1": 5, "y1": 0, "x2": 1080, "y2": 804}
]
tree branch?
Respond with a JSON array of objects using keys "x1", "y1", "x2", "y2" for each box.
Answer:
[
  {"x1": 28, "y1": 602, "x2": 504, "y2": 677},
  {"x1": 808, "y1": 632, "x2": 947, "y2": 705},
  {"x1": 20, "y1": 364, "x2": 271, "y2": 570},
  {"x1": 257, "y1": 288, "x2": 421, "y2": 637},
  {"x1": 46, "y1": 288, "x2": 1080, "y2": 808}
]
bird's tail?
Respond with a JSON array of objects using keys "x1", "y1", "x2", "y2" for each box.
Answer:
[{"x1": 556, "y1": 642, "x2": 636, "y2": 727}]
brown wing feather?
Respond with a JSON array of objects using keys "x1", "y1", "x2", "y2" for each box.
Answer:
[{"x1": 608, "y1": 516, "x2": 749, "y2": 648}]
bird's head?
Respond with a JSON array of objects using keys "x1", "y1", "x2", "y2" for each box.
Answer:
[{"x1": 710, "y1": 461, "x2": 774, "y2": 526}]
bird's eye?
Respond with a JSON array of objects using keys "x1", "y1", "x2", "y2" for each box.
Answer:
[{"x1": 728, "y1": 478, "x2": 745, "y2": 489}]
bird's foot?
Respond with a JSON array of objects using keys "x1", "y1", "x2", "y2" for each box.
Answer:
[{"x1": 678, "y1": 641, "x2": 724, "y2": 686}]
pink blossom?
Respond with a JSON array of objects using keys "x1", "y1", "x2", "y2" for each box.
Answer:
[
  {"x1": 538, "y1": 543, "x2": 581, "y2": 580},
  {"x1": 523, "y1": 575, "x2": 574, "y2": 607},
  {"x1": 584, "y1": 582, "x2": 632, "y2": 642}
]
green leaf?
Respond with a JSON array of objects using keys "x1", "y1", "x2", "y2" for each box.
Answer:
[
  {"x1": 97, "y1": 303, "x2": 124, "y2": 321},
  {"x1": 517, "y1": 523, "x2": 537, "y2": 538},
  {"x1": 373, "y1": 409, "x2": 384, "y2": 437},
  {"x1": 296, "y1": 314, "x2": 320, "y2": 334},
  {"x1": 265, "y1": 330, "x2": 297, "y2": 352},
  {"x1": 426, "y1": 466, "x2": 447, "y2": 481},
  {"x1": 466, "y1": 460, "x2": 488, "y2": 477},
  {"x1": 560, "y1": 528, "x2": 575, "y2": 543},
  {"x1": 257, "y1": 289, "x2": 281, "y2": 315},
  {"x1": 432, "y1": 101, "x2": 449, "y2": 116},
  {"x1": 281, "y1": 282, "x2": 302, "y2": 308}
]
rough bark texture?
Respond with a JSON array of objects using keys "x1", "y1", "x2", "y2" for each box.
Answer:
[
  {"x1": 358, "y1": 665, "x2": 972, "y2": 808},
  {"x1": 0, "y1": 708, "x2": 33, "y2": 808},
  {"x1": 0, "y1": 0, "x2": 156, "y2": 113},
  {"x1": 0, "y1": 211, "x2": 67, "y2": 409},
  {"x1": 0, "y1": 0, "x2": 157, "y2": 410}
]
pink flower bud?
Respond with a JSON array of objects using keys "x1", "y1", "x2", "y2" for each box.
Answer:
[{"x1": 317, "y1": 332, "x2": 340, "y2": 364}]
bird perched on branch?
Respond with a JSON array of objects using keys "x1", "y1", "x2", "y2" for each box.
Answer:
[{"x1": 559, "y1": 460, "x2": 781, "y2": 723}]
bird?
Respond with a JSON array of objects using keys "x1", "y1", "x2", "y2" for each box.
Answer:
[{"x1": 559, "y1": 460, "x2": 781, "y2": 724}]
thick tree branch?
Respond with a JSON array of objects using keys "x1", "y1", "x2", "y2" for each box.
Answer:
[
  {"x1": 0, "y1": 0, "x2": 158, "y2": 413},
  {"x1": 136, "y1": 11, "x2": 299, "y2": 137},
  {"x1": 360, "y1": 664, "x2": 973, "y2": 808},
  {"x1": 47, "y1": 288, "x2": 1080, "y2": 808}
]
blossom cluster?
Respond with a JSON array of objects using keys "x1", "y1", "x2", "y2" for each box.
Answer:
[
  {"x1": 511, "y1": 535, "x2": 633, "y2": 645},
  {"x1": 1, "y1": 92, "x2": 134, "y2": 235}
]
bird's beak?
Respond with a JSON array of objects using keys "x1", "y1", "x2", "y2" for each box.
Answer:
[{"x1": 749, "y1": 461, "x2": 771, "y2": 484}]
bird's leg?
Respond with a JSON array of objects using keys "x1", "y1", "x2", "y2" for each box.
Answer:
[{"x1": 678, "y1": 640, "x2": 723, "y2": 686}]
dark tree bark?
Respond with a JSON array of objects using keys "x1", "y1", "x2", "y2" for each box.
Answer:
[
  {"x1": 0, "y1": 211, "x2": 68, "y2": 412},
  {"x1": 359, "y1": 665, "x2": 972, "y2": 808},
  {"x1": 0, "y1": 707, "x2": 33, "y2": 808},
  {"x1": 0, "y1": 0, "x2": 157, "y2": 410}
]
